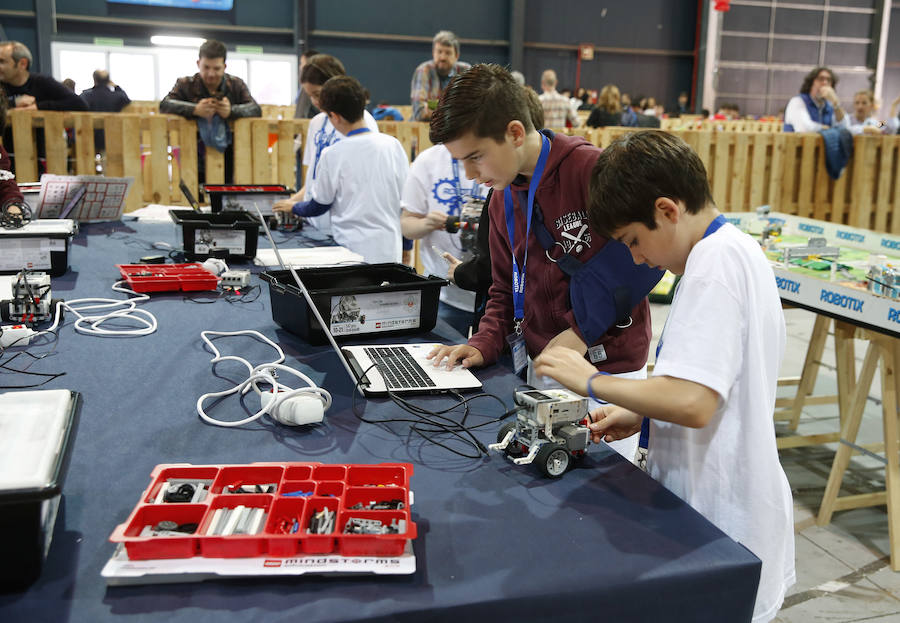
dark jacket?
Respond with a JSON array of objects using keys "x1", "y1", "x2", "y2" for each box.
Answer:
[
  {"x1": 81, "y1": 85, "x2": 131, "y2": 113},
  {"x1": 2, "y1": 73, "x2": 87, "y2": 111},
  {"x1": 453, "y1": 191, "x2": 493, "y2": 331},
  {"x1": 159, "y1": 73, "x2": 261, "y2": 119},
  {"x1": 585, "y1": 108, "x2": 622, "y2": 128},
  {"x1": 467, "y1": 131, "x2": 651, "y2": 373}
]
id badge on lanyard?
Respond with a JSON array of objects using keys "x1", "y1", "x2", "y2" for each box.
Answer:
[{"x1": 503, "y1": 134, "x2": 551, "y2": 374}]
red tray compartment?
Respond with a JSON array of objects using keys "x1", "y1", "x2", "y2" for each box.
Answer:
[
  {"x1": 343, "y1": 486, "x2": 407, "y2": 511},
  {"x1": 265, "y1": 498, "x2": 308, "y2": 557},
  {"x1": 198, "y1": 495, "x2": 272, "y2": 558},
  {"x1": 117, "y1": 263, "x2": 219, "y2": 293},
  {"x1": 299, "y1": 498, "x2": 340, "y2": 554},
  {"x1": 346, "y1": 464, "x2": 408, "y2": 488},
  {"x1": 337, "y1": 510, "x2": 415, "y2": 557},
  {"x1": 211, "y1": 465, "x2": 284, "y2": 495},
  {"x1": 116, "y1": 504, "x2": 206, "y2": 560},
  {"x1": 144, "y1": 466, "x2": 219, "y2": 504}
]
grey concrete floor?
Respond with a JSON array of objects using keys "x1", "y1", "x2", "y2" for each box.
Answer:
[{"x1": 647, "y1": 302, "x2": 900, "y2": 622}]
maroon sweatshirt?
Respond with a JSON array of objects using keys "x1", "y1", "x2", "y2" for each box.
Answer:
[
  {"x1": 0, "y1": 145, "x2": 24, "y2": 209},
  {"x1": 467, "y1": 131, "x2": 651, "y2": 374}
]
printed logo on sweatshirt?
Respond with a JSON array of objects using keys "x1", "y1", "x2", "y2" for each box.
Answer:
[{"x1": 554, "y1": 210, "x2": 592, "y2": 254}]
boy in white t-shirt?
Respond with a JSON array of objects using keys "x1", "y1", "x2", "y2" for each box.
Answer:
[
  {"x1": 274, "y1": 75, "x2": 407, "y2": 264},
  {"x1": 400, "y1": 143, "x2": 487, "y2": 314},
  {"x1": 272, "y1": 54, "x2": 380, "y2": 231},
  {"x1": 534, "y1": 130, "x2": 795, "y2": 623}
]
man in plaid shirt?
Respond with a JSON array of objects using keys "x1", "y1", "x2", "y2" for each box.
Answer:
[
  {"x1": 410, "y1": 31, "x2": 471, "y2": 122},
  {"x1": 539, "y1": 69, "x2": 579, "y2": 129},
  {"x1": 160, "y1": 39, "x2": 260, "y2": 182}
]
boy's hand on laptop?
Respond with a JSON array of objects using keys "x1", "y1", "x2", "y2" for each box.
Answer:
[
  {"x1": 533, "y1": 346, "x2": 596, "y2": 395},
  {"x1": 588, "y1": 405, "x2": 642, "y2": 444},
  {"x1": 427, "y1": 344, "x2": 483, "y2": 369}
]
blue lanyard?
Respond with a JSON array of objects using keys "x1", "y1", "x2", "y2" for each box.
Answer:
[
  {"x1": 503, "y1": 134, "x2": 551, "y2": 332},
  {"x1": 640, "y1": 213, "x2": 727, "y2": 450},
  {"x1": 312, "y1": 124, "x2": 337, "y2": 179},
  {"x1": 347, "y1": 127, "x2": 370, "y2": 136}
]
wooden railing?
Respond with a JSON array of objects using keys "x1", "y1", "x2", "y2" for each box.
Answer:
[{"x1": 5, "y1": 110, "x2": 900, "y2": 234}]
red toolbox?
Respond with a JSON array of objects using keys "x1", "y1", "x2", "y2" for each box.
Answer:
[
  {"x1": 109, "y1": 462, "x2": 416, "y2": 560},
  {"x1": 117, "y1": 263, "x2": 220, "y2": 293}
]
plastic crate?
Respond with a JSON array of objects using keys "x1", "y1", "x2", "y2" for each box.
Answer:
[
  {"x1": 168, "y1": 209, "x2": 260, "y2": 261},
  {"x1": 0, "y1": 390, "x2": 81, "y2": 589},
  {"x1": 117, "y1": 263, "x2": 220, "y2": 293},
  {"x1": 109, "y1": 462, "x2": 416, "y2": 561},
  {"x1": 260, "y1": 264, "x2": 447, "y2": 345}
]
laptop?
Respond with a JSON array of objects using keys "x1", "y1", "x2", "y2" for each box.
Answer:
[
  {"x1": 58, "y1": 186, "x2": 87, "y2": 219},
  {"x1": 252, "y1": 205, "x2": 482, "y2": 397}
]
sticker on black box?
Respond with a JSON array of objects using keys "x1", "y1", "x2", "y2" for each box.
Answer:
[{"x1": 329, "y1": 291, "x2": 421, "y2": 336}]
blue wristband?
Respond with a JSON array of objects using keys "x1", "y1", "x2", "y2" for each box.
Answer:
[{"x1": 587, "y1": 371, "x2": 610, "y2": 404}]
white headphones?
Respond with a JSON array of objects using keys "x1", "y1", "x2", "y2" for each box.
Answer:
[{"x1": 196, "y1": 330, "x2": 332, "y2": 428}]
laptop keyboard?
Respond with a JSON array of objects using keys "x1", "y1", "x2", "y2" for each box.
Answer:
[{"x1": 363, "y1": 346, "x2": 436, "y2": 390}]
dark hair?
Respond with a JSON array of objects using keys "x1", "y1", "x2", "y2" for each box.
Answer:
[
  {"x1": 318, "y1": 75, "x2": 366, "y2": 123},
  {"x1": 588, "y1": 130, "x2": 713, "y2": 237},
  {"x1": 199, "y1": 39, "x2": 227, "y2": 61},
  {"x1": 430, "y1": 63, "x2": 534, "y2": 144},
  {"x1": 300, "y1": 54, "x2": 346, "y2": 86},
  {"x1": 301, "y1": 48, "x2": 319, "y2": 59},
  {"x1": 800, "y1": 66, "x2": 837, "y2": 95}
]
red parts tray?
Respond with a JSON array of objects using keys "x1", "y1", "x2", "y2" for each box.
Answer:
[
  {"x1": 117, "y1": 263, "x2": 220, "y2": 293},
  {"x1": 109, "y1": 462, "x2": 416, "y2": 560}
]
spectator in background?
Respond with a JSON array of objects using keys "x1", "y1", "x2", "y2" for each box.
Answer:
[
  {"x1": 160, "y1": 39, "x2": 261, "y2": 183},
  {"x1": 539, "y1": 69, "x2": 578, "y2": 128},
  {"x1": 642, "y1": 96, "x2": 657, "y2": 116},
  {"x1": 410, "y1": 30, "x2": 471, "y2": 122},
  {"x1": 81, "y1": 70, "x2": 130, "y2": 112},
  {"x1": 784, "y1": 66, "x2": 848, "y2": 132},
  {"x1": 81, "y1": 70, "x2": 131, "y2": 151},
  {"x1": 671, "y1": 91, "x2": 689, "y2": 116},
  {"x1": 848, "y1": 89, "x2": 900, "y2": 135},
  {"x1": 510, "y1": 70, "x2": 525, "y2": 87},
  {"x1": 577, "y1": 89, "x2": 593, "y2": 111},
  {"x1": 0, "y1": 41, "x2": 86, "y2": 111},
  {"x1": 586, "y1": 84, "x2": 623, "y2": 128},
  {"x1": 62, "y1": 78, "x2": 75, "y2": 92}
]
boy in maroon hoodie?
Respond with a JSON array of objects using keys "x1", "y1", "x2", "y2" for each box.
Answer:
[{"x1": 427, "y1": 64, "x2": 652, "y2": 459}]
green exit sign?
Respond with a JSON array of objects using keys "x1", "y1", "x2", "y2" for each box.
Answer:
[
  {"x1": 236, "y1": 45, "x2": 263, "y2": 55},
  {"x1": 94, "y1": 37, "x2": 124, "y2": 47}
]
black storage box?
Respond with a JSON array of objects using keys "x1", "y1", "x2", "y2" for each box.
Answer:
[
  {"x1": 261, "y1": 264, "x2": 448, "y2": 345},
  {"x1": 0, "y1": 220, "x2": 77, "y2": 277},
  {"x1": 0, "y1": 389, "x2": 80, "y2": 590},
  {"x1": 169, "y1": 209, "x2": 259, "y2": 261},
  {"x1": 202, "y1": 184, "x2": 292, "y2": 215}
]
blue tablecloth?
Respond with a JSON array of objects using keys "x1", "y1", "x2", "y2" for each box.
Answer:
[{"x1": 0, "y1": 219, "x2": 761, "y2": 622}]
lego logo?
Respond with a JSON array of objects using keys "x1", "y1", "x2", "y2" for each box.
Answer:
[{"x1": 263, "y1": 560, "x2": 282, "y2": 567}]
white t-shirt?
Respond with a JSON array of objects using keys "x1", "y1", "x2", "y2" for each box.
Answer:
[
  {"x1": 309, "y1": 130, "x2": 408, "y2": 264},
  {"x1": 302, "y1": 110, "x2": 379, "y2": 231},
  {"x1": 650, "y1": 222, "x2": 795, "y2": 623},
  {"x1": 401, "y1": 144, "x2": 487, "y2": 310}
]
